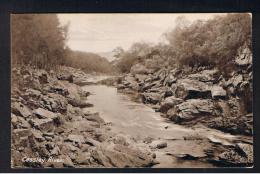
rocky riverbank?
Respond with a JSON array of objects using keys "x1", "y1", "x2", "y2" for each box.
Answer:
[
  {"x1": 115, "y1": 44, "x2": 253, "y2": 166},
  {"x1": 11, "y1": 66, "x2": 156, "y2": 168},
  {"x1": 11, "y1": 51, "x2": 253, "y2": 168},
  {"x1": 117, "y1": 45, "x2": 253, "y2": 135}
]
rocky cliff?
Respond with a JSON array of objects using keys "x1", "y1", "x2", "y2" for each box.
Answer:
[{"x1": 117, "y1": 44, "x2": 253, "y2": 136}]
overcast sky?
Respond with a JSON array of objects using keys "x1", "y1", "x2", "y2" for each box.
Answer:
[{"x1": 58, "y1": 13, "x2": 225, "y2": 53}]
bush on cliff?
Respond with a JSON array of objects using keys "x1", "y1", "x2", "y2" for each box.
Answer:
[
  {"x1": 115, "y1": 42, "x2": 153, "y2": 73},
  {"x1": 164, "y1": 13, "x2": 252, "y2": 74},
  {"x1": 115, "y1": 13, "x2": 252, "y2": 75}
]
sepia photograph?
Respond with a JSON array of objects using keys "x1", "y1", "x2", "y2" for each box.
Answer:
[{"x1": 11, "y1": 13, "x2": 253, "y2": 168}]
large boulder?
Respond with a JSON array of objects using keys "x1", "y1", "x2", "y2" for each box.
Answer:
[
  {"x1": 57, "y1": 73, "x2": 73, "y2": 83},
  {"x1": 163, "y1": 72, "x2": 177, "y2": 86},
  {"x1": 124, "y1": 75, "x2": 136, "y2": 84},
  {"x1": 33, "y1": 108, "x2": 58, "y2": 120},
  {"x1": 84, "y1": 113, "x2": 105, "y2": 124},
  {"x1": 187, "y1": 69, "x2": 218, "y2": 82},
  {"x1": 68, "y1": 98, "x2": 93, "y2": 108},
  {"x1": 22, "y1": 89, "x2": 42, "y2": 101},
  {"x1": 235, "y1": 45, "x2": 252, "y2": 66},
  {"x1": 12, "y1": 129, "x2": 32, "y2": 147},
  {"x1": 60, "y1": 155, "x2": 75, "y2": 167},
  {"x1": 31, "y1": 130, "x2": 45, "y2": 142},
  {"x1": 167, "y1": 99, "x2": 216, "y2": 123},
  {"x1": 29, "y1": 118, "x2": 54, "y2": 131},
  {"x1": 19, "y1": 89, "x2": 43, "y2": 110},
  {"x1": 217, "y1": 143, "x2": 253, "y2": 166},
  {"x1": 90, "y1": 143, "x2": 154, "y2": 167},
  {"x1": 135, "y1": 74, "x2": 148, "y2": 82},
  {"x1": 175, "y1": 79, "x2": 211, "y2": 99},
  {"x1": 141, "y1": 81, "x2": 161, "y2": 92},
  {"x1": 75, "y1": 152, "x2": 91, "y2": 165},
  {"x1": 236, "y1": 143, "x2": 253, "y2": 163},
  {"x1": 226, "y1": 72, "x2": 252, "y2": 113},
  {"x1": 12, "y1": 115, "x2": 31, "y2": 129},
  {"x1": 122, "y1": 75, "x2": 139, "y2": 90},
  {"x1": 141, "y1": 92, "x2": 161, "y2": 105},
  {"x1": 211, "y1": 85, "x2": 227, "y2": 99},
  {"x1": 13, "y1": 68, "x2": 42, "y2": 90},
  {"x1": 48, "y1": 86, "x2": 69, "y2": 96},
  {"x1": 13, "y1": 129, "x2": 31, "y2": 140},
  {"x1": 226, "y1": 74, "x2": 243, "y2": 88},
  {"x1": 11, "y1": 102, "x2": 32, "y2": 118},
  {"x1": 147, "y1": 86, "x2": 167, "y2": 94},
  {"x1": 157, "y1": 69, "x2": 169, "y2": 82},
  {"x1": 208, "y1": 113, "x2": 253, "y2": 135},
  {"x1": 150, "y1": 140, "x2": 167, "y2": 149},
  {"x1": 41, "y1": 93, "x2": 68, "y2": 113},
  {"x1": 66, "y1": 104, "x2": 85, "y2": 118},
  {"x1": 66, "y1": 134, "x2": 85, "y2": 144},
  {"x1": 159, "y1": 96, "x2": 183, "y2": 113}
]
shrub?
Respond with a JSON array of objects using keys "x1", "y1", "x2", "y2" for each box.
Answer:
[
  {"x1": 64, "y1": 49, "x2": 115, "y2": 73},
  {"x1": 11, "y1": 14, "x2": 68, "y2": 70},
  {"x1": 164, "y1": 13, "x2": 252, "y2": 74}
]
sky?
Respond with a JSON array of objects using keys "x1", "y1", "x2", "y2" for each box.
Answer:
[{"x1": 58, "y1": 13, "x2": 226, "y2": 53}]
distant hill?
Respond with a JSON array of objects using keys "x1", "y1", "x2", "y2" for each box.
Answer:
[{"x1": 65, "y1": 50, "x2": 115, "y2": 73}]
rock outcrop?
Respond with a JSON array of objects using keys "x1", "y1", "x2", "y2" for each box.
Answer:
[
  {"x1": 11, "y1": 66, "x2": 155, "y2": 168},
  {"x1": 117, "y1": 44, "x2": 253, "y2": 136},
  {"x1": 213, "y1": 143, "x2": 253, "y2": 167},
  {"x1": 167, "y1": 99, "x2": 216, "y2": 123}
]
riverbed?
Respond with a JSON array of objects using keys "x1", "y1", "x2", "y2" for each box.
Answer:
[{"x1": 82, "y1": 84, "x2": 248, "y2": 168}]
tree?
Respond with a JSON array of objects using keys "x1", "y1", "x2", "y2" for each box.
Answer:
[
  {"x1": 113, "y1": 47, "x2": 124, "y2": 59},
  {"x1": 164, "y1": 13, "x2": 252, "y2": 74},
  {"x1": 64, "y1": 50, "x2": 115, "y2": 73},
  {"x1": 11, "y1": 14, "x2": 68, "y2": 70}
]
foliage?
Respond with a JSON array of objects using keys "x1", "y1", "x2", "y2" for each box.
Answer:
[
  {"x1": 12, "y1": 13, "x2": 251, "y2": 75},
  {"x1": 11, "y1": 14, "x2": 114, "y2": 74},
  {"x1": 64, "y1": 49, "x2": 114, "y2": 73},
  {"x1": 115, "y1": 42, "x2": 153, "y2": 73},
  {"x1": 112, "y1": 47, "x2": 125, "y2": 59},
  {"x1": 11, "y1": 14, "x2": 68, "y2": 70},
  {"x1": 115, "y1": 13, "x2": 251, "y2": 75},
  {"x1": 164, "y1": 13, "x2": 252, "y2": 73}
]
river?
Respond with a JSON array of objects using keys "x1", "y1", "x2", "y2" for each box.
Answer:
[{"x1": 82, "y1": 84, "x2": 247, "y2": 168}]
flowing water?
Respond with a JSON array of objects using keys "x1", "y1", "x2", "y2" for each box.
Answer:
[{"x1": 82, "y1": 84, "x2": 246, "y2": 168}]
